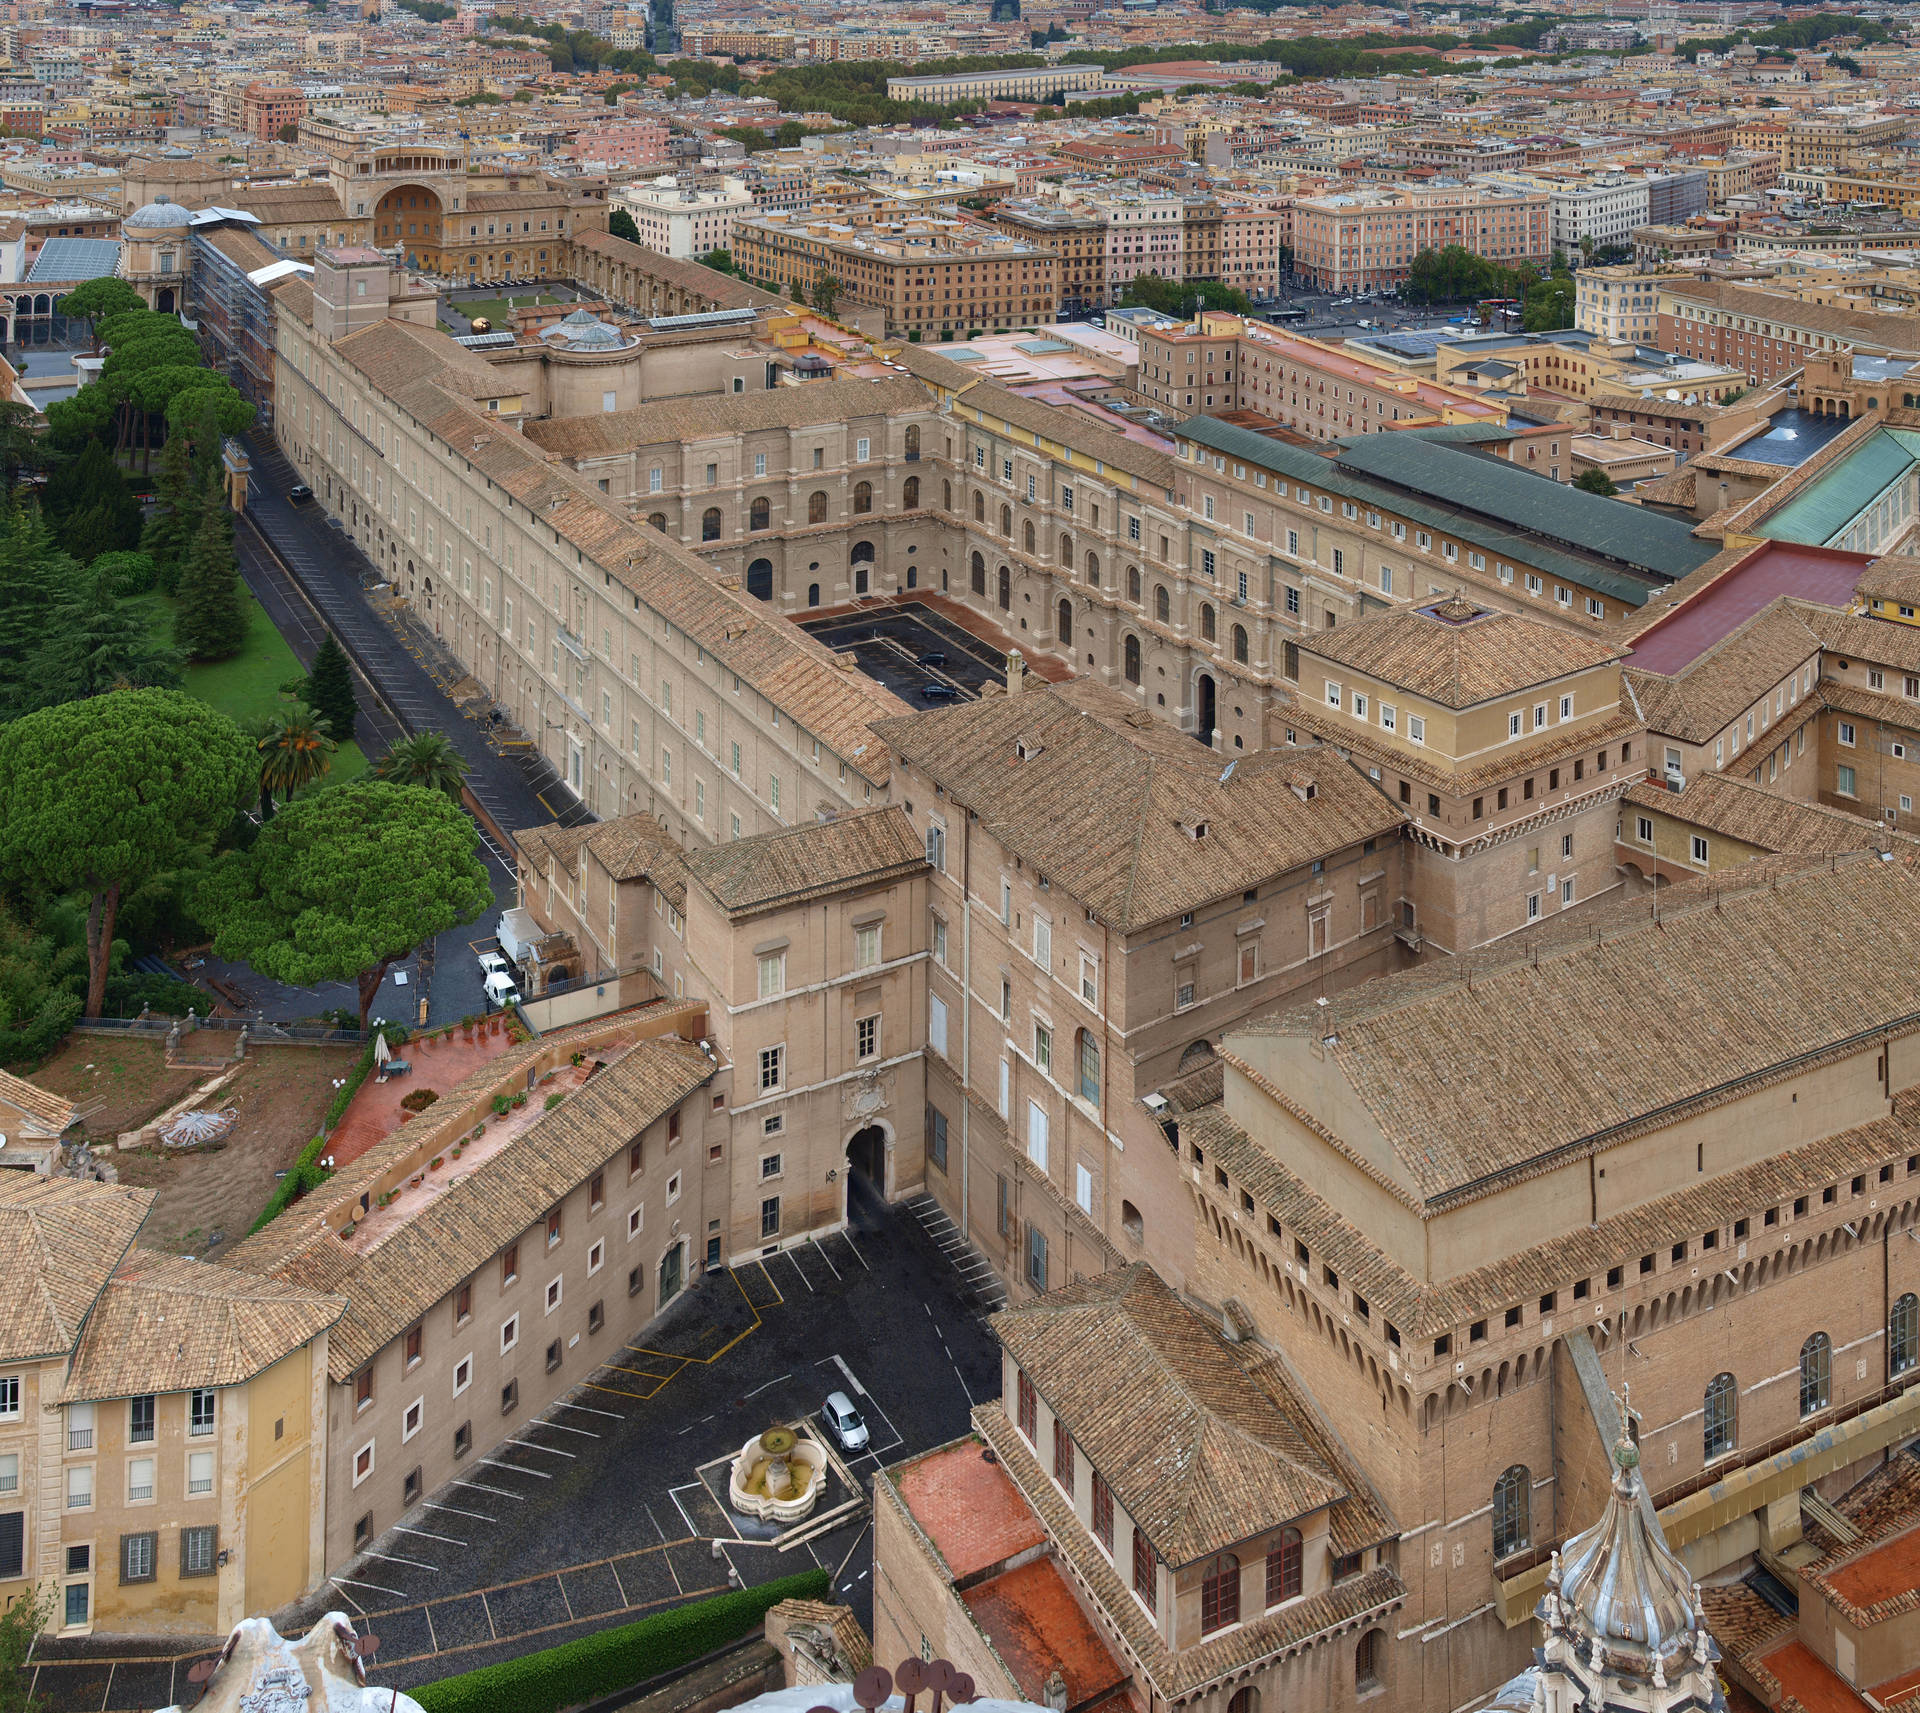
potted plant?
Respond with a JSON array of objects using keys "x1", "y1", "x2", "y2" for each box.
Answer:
[
  {"x1": 492, "y1": 1094, "x2": 511, "y2": 1117},
  {"x1": 430, "y1": 1155, "x2": 444, "y2": 1170},
  {"x1": 512, "y1": 1092, "x2": 528, "y2": 1109}
]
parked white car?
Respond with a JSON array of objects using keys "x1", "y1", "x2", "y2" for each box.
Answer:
[{"x1": 478, "y1": 951, "x2": 521, "y2": 1008}]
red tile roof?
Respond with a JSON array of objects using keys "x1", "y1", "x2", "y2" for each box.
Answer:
[
  {"x1": 893, "y1": 1438, "x2": 1046, "y2": 1580},
  {"x1": 961, "y1": 1555, "x2": 1129, "y2": 1708}
]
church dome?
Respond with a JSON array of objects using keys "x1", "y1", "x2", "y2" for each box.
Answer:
[
  {"x1": 124, "y1": 200, "x2": 192, "y2": 232},
  {"x1": 1550, "y1": 1436, "x2": 1702, "y2": 1681},
  {"x1": 539, "y1": 308, "x2": 632, "y2": 352}
]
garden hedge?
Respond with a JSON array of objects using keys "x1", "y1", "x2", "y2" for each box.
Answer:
[{"x1": 412, "y1": 1568, "x2": 829, "y2": 1713}]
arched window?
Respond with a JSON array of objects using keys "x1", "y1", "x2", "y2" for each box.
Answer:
[
  {"x1": 1355, "y1": 1630, "x2": 1382, "y2": 1693},
  {"x1": 1704, "y1": 1372, "x2": 1736, "y2": 1459},
  {"x1": 647, "y1": 512, "x2": 666, "y2": 531},
  {"x1": 746, "y1": 559, "x2": 773, "y2": 602},
  {"x1": 1491, "y1": 1465, "x2": 1530, "y2": 1560},
  {"x1": 903, "y1": 476, "x2": 919, "y2": 509},
  {"x1": 1265, "y1": 1528, "x2": 1302, "y2": 1606},
  {"x1": 942, "y1": 480, "x2": 952, "y2": 510},
  {"x1": 1124, "y1": 634, "x2": 1141, "y2": 685},
  {"x1": 1800, "y1": 1333, "x2": 1831, "y2": 1417},
  {"x1": 1127, "y1": 565, "x2": 1142, "y2": 604},
  {"x1": 1023, "y1": 520, "x2": 1035, "y2": 553},
  {"x1": 971, "y1": 551, "x2": 986, "y2": 596},
  {"x1": 1232, "y1": 624, "x2": 1249, "y2": 664},
  {"x1": 997, "y1": 565, "x2": 1011, "y2": 611},
  {"x1": 973, "y1": 491, "x2": 985, "y2": 523},
  {"x1": 1057, "y1": 599, "x2": 1073, "y2": 646},
  {"x1": 808, "y1": 491, "x2": 828, "y2": 525},
  {"x1": 701, "y1": 508, "x2": 721, "y2": 542},
  {"x1": 1059, "y1": 532, "x2": 1073, "y2": 565},
  {"x1": 851, "y1": 540, "x2": 876, "y2": 565},
  {"x1": 904, "y1": 424, "x2": 920, "y2": 459},
  {"x1": 1000, "y1": 503, "x2": 1012, "y2": 537},
  {"x1": 1154, "y1": 585, "x2": 1170, "y2": 625},
  {"x1": 1077, "y1": 1029, "x2": 1099, "y2": 1102},
  {"x1": 807, "y1": 583, "x2": 821, "y2": 608},
  {"x1": 1200, "y1": 604, "x2": 1216, "y2": 642},
  {"x1": 1200, "y1": 1552, "x2": 1240, "y2": 1634},
  {"x1": 749, "y1": 497, "x2": 770, "y2": 531},
  {"x1": 1121, "y1": 1200, "x2": 1143, "y2": 1243},
  {"x1": 853, "y1": 481, "x2": 873, "y2": 515},
  {"x1": 1893, "y1": 1294, "x2": 1919, "y2": 1377},
  {"x1": 1227, "y1": 1690, "x2": 1258, "y2": 1713}
]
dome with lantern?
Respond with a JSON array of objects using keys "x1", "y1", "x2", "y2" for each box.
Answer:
[{"x1": 123, "y1": 200, "x2": 193, "y2": 234}]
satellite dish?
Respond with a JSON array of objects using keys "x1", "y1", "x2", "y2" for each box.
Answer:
[
  {"x1": 1685, "y1": 393, "x2": 1698, "y2": 405},
  {"x1": 1665, "y1": 388, "x2": 1682, "y2": 400}
]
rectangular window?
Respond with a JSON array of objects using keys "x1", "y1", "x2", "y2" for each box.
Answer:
[
  {"x1": 854, "y1": 925, "x2": 881, "y2": 968},
  {"x1": 928, "y1": 1106, "x2": 949, "y2": 1173},
  {"x1": 67, "y1": 1467, "x2": 91, "y2": 1509},
  {"x1": 757, "y1": 953, "x2": 784, "y2": 999},
  {"x1": 1133, "y1": 1528, "x2": 1157, "y2": 1613},
  {"x1": 1837, "y1": 764, "x2": 1857, "y2": 797},
  {"x1": 856, "y1": 1015, "x2": 878, "y2": 1060},
  {"x1": 1027, "y1": 1100, "x2": 1050, "y2": 1171},
  {"x1": 1033, "y1": 916, "x2": 1051, "y2": 967},
  {"x1": 929, "y1": 993, "x2": 948, "y2": 1056},
  {"x1": 129, "y1": 1396, "x2": 155, "y2": 1445},
  {"x1": 127, "y1": 1459, "x2": 154, "y2": 1503},
  {"x1": 181, "y1": 1526, "x2": 217, "y2": 1579},
  {"x1": 1408, "y1": 715, "x2": 1425, "y2": 744},
  {"x1": 120, "y1": 1533, "x2": 156, "y2": 1585},
  {"x1": 188, "y1": 1451, "x2": 214, "y2": 1496},
  {"x1": 1092, "y1": 1472, "x2": 1114, "y2": 1553},
  {"x1": 1075, "y1": 1162, "x2": 1093, "y2": 1213},
  {"x1": 1027, "y1": 1224, "x2": 1048, "y2": 1290},
  {"x1": 761, "y1": 1196, "x2": 781, "y2": 1238},
  {"x1": 759, "y1": 1046, "x2": 783, "y2": 1091},
  {"x1": 1034, "y1": 1022, "x2": 1052, "y2": 1075}
]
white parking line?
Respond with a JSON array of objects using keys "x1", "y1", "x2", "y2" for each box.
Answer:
[
  {"x1": 452, "y1": 1478, "x2": 526, "y2": 1500},
  {"x1": 506, "y1": 1438, "x2": 577, "y2": 1459},
  {"x1": 532, "y1": 1417, "x2": 601, "y2": 1438},
  {"x1": 423, "y1": 1499, "x2": 493, "y2": 1520},
  {"x1": 744, "y1": 1371, "x2": 792, "y2": 1400},
  {"x1": 810, "y1": 1236, "x2": 842, "y2": 1281},
  {"x1": 365, "y1": 1549, "x2": 439, "y2": 1572},
  {"x1": 396, "y1": 1525, "x2": 466, "y2": 1547},
  {"x1": 481, "y1": 1457, "x2": 552, "y2": 1479},
  {"x1": 552, "y1": 1399, "x2": 623, "y2": 1419},
  {"x1": 838, "y1": 1231, "x2": 873, "y2": 1272},
  {"x1": 333, "y1": 1574, "x2": 408, "y2": 1599},
  {"x1": 781, "y1": 1247, "x2": 817, "y2": 1294},
  {"x1": 828, "y1": 1354, "x2": 868, "y2": 1397}
]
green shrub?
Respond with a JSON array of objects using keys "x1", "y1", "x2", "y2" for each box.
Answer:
[
  {"x1": 252, "y1": 1023, "x2": 408, "y2": 1234},
  {"x1": 544, "y1": 1092, "x2": 564, "y2": 1111},
  {"x1": 412, "y1": 1570, "x2": 828, "y2": 1713},
  {"x1": 492, "y1": 1094, "x2": 511, "y2": 1116},
  {"x1": 400, "y1": 1087, "x2": 439, "y2": 1113}
]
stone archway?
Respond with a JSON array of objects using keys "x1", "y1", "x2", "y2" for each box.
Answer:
[{"x1": 847, "y1": 1124, "x2": 886, "y2": 1189}]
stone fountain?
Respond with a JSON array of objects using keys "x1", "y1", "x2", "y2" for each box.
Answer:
[{"x1": 729, "y1": 1424, "x2": 829, "y2": 1524}]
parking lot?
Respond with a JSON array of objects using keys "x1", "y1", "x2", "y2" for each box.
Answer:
[
  {"x1": 20, "y1": 1186, "x2": 1003, "y2": 1710},
  {"x1": 800, "y1": 602, "x2": 1007, "y2": 703}
]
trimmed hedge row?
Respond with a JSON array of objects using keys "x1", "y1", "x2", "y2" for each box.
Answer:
[
  {"x1": 249, "y1": 1024, "x2": 409, "y2": 1236},
  {"x1": 412, "y1": 1569, "x2": 829, "y2": 1713}
]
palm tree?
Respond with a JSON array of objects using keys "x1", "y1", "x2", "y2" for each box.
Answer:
[
  {"x1": 253, "y1": 703, "x2": 336, "y2": 819},
  {"x1": 374, "y1": 730, "x2": 470, "y2": 799}
]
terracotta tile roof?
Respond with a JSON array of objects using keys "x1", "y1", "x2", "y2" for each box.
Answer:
[
  {"x1": 514, "y1": 812, "x2": 690, "y2": 903},
  {"x1": 227, "y1": 1026, "x2": 714, "y2": 1380},
  {"x1": 1623, "y1": 770, "x2": 1913, "y2": 855},
  {"x1": 1299, "y1": 602, "x2": 1622, "y2": 709},
  {"x1": 961, "y1": 1555, "x2": 1129, "y2": 1708},
  {"x1": 0, "y1": 1066, "x2": 79, "y2": 1136},
  {"x1": 524, "y1": 375, "x2": 933, "y2": 461},
  {"x1": 974, "y1": 1401, "x2": 1406, "y2": 1698},
  {"x1": 1796, "y1": 604, "x2": 1920, "y2": 675},
  {"x1": 1231, "y1": 851, "x2": 1920, "y2": 1205},
  {"x1": 1665, "y1": 279, "x2": 1920, "y2": 353},
  {"x1": 61, "y1": 1250, "x2": 344, "y2": 1403},
  {"x1": 889, "y1": 1436, "x2": 1048, "y2": 1580},
  {"x1": 1697, "y1": 1579, "x2": 1793, "y2": 1668},
  {"x1": 993, "y1": 1265, "x2": 1346, "y2": 1564},
  {"x1": 876, "y1": 681, "x2": 1405, "y2": 931},
  {"x1": 1820, "y1": 679, "x2": 1920, "y2": 732},
  {"x1": 1180, "y1": 1057, "x2": 1920, "y2": 1337},
  {"x1": 0, "y1": 1176, "x2": 151, "y2": 1364},
  {"x1": 280, "y1": 290, "x2": 909, "y2": 787},
  {"x1": 1624, "y1": 599, "x2": 1821, "y2": 744},
  {"x1": 235, "y1": 183, "x2": 349, "y2": 224},
  {"x1": 1857, "y1": 556, "x2": 1920, "y2": 606},
  {"x1": 683, "y1": 805, "x2": 925, "y2": 917},
  {"x1": 1800, "y1": 1456, "x2": 1920, "y2": 1630}
]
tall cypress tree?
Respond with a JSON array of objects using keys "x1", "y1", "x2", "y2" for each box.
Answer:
[
  {"x1": 304, "y1": 631, "x2": 358, "y2": 745},
  {"x1": 141, "y1": 431, "x2": 196, "y2": 596},
  {"x1": 173, "y1": 488, "x2": 246, "y2": 662}
]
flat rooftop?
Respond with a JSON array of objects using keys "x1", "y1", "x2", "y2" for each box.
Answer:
[
  {"x1": 1727, "y1": 408, "x2": 1852, "y2": 469},
  {"x1": 1819, "y1": 1524, "x2": 1920, "y2": 1618},
  {"x1": 1626, "y1": 541, "x2": 1871, "y2": 677},
  {"x1": 892, "y1": 1437, "x2": 1046, "y2": 1579},
  {"x1": 962, "y1": 1555, "x2": 1129, "y2": 1708}
]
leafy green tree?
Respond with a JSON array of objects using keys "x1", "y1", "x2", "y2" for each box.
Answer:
[
  {"x1": 197, "y1": 780, "x2": 491, "y2": 1027},
  {"x1": 44, "y1": 439, "x2": 141, "y2": 561},
  {"x1": 1573, "y1": 468, "x2": 1619, "y2": 497},
  {"x1": 90, "y1": 549, "x2": 157, "y2": 596},
  {"x1": 609, "y1": 208, "x2": 641, "y2": 244},
  {"x1": 277, "y1": 121, "x2": 301, "y2": 142},
  {"x1": 0, "y1": 689, "x2": 251, "y2": 1018},
  {"x1": 812, "y1": 271, "x2": 843, "y2": 317},
  {"x1": 250, "y1": 702, "x2": 336, "y2": 819},
  {"x1": 0, "y1": 400, "x2": 38, "y2": 490},
  {"x1": 697, "y1": 248, "x2": 735, "y2": 275},
  {"x1": 29, "y1": 566, "x2": 182, "y2": 707},
  {"x1": 0, "y1": 506, "x2": 84, "y2": 717},
  {"x1": 0, "y1": 897, "x2": 87, "y2": 1065},
  {"x1": 0, "y1": 1575, "x2": 49, "y2": 1707},
  {"x1": 788, "y1": 278, "x2": 806, "y2": 304},
  {"x1": 1121, "y1": 272, "x2": 1252, "y2": 318},
  {"x1": 374, "y1": 730, "x2": 469, "y2": 798},
  {"x1": 141, "y1": 431, "x2": 198, "y2": 594},
  {"x1": 59, "y1": 276, "x2": 144, "y2": 349},
  {"x1": 303, "y1": 631, "x2": 358, "y2": 744},
  {"x1": 174, "y1": 487, "x2": 246, "y2": 661}
]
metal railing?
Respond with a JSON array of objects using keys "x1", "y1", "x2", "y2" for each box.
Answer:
[{"x1": 76, "y1": 1015, "x2": 365, "y2": 1045}]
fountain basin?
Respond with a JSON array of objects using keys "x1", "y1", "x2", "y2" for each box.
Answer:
[{"x1": 729, "y1": 1426, "x2": 828, "y2": 1524}]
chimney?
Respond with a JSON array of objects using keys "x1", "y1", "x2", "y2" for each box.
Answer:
[{"x1": 1005, "y1": 647, "x2": 1026, "y2": 696}]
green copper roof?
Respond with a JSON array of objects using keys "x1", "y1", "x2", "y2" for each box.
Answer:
[{"x1": 1763, "y1": 426, "x2": 1920, "y2": 546}]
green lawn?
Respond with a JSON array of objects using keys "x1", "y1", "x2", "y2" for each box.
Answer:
[
  {"x1": 135, "y1": 588, "x2": 370, "y2": 787},
  {"x1": 443, "y1": 293, "x2": 562, "y2": 330}
]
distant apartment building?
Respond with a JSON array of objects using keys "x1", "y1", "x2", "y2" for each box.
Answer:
[
  {"x1": 1219, "y1": 202, "x2": 1281, "y2": 301},
  {"x1": 1057, "y1": 183, "x2": 1183, "y2": 299},
  {"x1": 1291, "y1": 183, "x2": 1549, "y2": 293},
  {"x1": 574, "y1": 118, "x2": 669, "y2": 169},
  {"x1": 884, "y1": 64, "x2": 1104, "y2": 104},
  {"x1": 731, "y1": 212, "x2": 1059, "y2": 336},
  {"x1": 612, "y1": 175, "x2": 755, "y2": 260},
  {"x1": 980, "y1": 196, "x2": 1108, "y2": 315},
  {"x1": 240, "y1": 82, "x2": 305, "y2": 141}
]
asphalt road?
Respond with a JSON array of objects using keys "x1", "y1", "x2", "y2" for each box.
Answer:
[{"x1": 21, "y1": 1185, "x2": 1004, "y2": 1709}]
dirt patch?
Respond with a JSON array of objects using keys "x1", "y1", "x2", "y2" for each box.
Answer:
[
  {"x1": 107, "y1": 1043, "x2": 363, "y2": 1258},
  {"x1": 30, "y1": 1037, "x2": 206, "y2": 1134}
]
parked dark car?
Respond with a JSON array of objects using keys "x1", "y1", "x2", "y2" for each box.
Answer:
[
  {"x1": 919, "y1": 682, "x2": 961, "y2": 702},
  {"x1": 288, "y1": 484, "x2": 313, "y2": 504}
]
